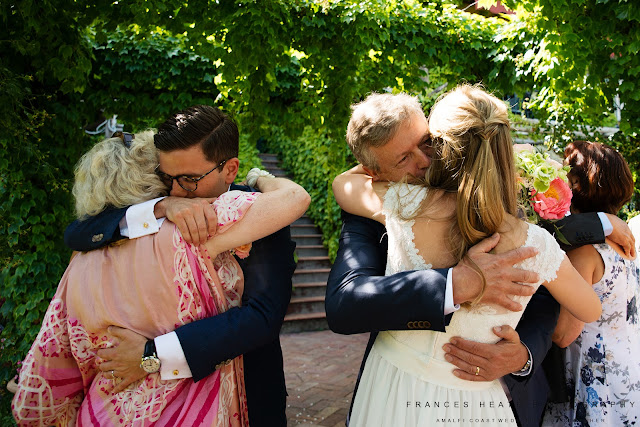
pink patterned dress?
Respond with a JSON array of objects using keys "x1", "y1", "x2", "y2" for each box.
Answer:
[{"x1": 12, "y1": 190, "x2": 258, "y2": 426}]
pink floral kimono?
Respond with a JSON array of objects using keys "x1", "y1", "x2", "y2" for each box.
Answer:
[{"x1": 12, "y1": 191, "x2": 258, "y2": 426}]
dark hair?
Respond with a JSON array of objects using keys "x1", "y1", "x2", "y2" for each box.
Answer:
[
  {"x1": 564, "y1": 140, "x2": 634, "y2": 214},
  {"x1": 154, "y1": 105, "x2": 239, "y2": 162}
]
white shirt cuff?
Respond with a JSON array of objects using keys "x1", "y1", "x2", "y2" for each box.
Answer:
[
  {"x1": 598, "y1": 212, "x2": 613, "y2": 237},
  {"x1": 444, "y1": 268, "x2": 460, "y2": 316},
  {"x1": 119, "y1": 197, "x2": 167, "y2": 238},
  {"x1": 155, "y1": 332, "x2": 192, "y2": 380},
  {"x1": 511, "y1": 342, "x2": 533, "y2": 376}
]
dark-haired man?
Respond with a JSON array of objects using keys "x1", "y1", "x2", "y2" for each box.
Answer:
[{"x1": 65, "y1": 105, "x2": 294, "y2": 426}]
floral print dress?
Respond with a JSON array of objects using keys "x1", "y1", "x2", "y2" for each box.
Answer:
[{"x1": 543, "y1": 243, "x2": 640, "y2": 426}]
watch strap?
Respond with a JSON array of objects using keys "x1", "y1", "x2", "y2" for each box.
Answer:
[{"x1": 143, "y1": 339, "x2": 157, "y2": 358}]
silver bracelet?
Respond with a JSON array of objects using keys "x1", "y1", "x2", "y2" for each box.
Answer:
[{"x1": 246, "y1": 168, "x2": 275, "y2": 188}]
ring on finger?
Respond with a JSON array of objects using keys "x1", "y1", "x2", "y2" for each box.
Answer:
[
  {"x1": 475, "y1": 366, "x2": 480, "y2": 376},
  {"x1": 110, "y1": 370, "x2": 116, "y2": 380}
]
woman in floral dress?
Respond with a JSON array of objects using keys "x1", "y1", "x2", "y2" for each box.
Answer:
[
  {"x1": 11, "y1": 131, "x2": 310, "y2": 426},
  {"x1": 543, "y1": 140, "x2": 640, "y2": 426}
]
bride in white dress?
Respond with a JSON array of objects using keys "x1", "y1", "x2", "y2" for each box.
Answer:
[{"x1": 332, "y1": 85, "x2": 602, "y2": 427}]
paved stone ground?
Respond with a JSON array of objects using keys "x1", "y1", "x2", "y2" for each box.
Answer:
[{"x1": 281, "y1": 331, "x2": 370, "y2": 426}]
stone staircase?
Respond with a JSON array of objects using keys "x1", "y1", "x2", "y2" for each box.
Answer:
[{"x1": 258, "y1": 153, "x2": 330, "y2": 333}]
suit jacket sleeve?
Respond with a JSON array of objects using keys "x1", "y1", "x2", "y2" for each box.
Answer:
[
  {"x1": 175, "y1": 218, "x2": 296, "y2": 382},
  {"x1": 63, "y1": 206, "x2": 128, "y2": 251},
  {"x1": 512, "y1": 285, "x2": 560, "y2": 383},
  {"x1": 541, "y1": 212, "x2": 605, "y2": 251},
  {"x1": 326, "y1": 211, "x2": 451, "y2": 335}
]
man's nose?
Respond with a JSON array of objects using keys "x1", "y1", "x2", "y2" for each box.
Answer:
[{"x1": 416, "y1": 148, "x2": 431, "y2": 169}]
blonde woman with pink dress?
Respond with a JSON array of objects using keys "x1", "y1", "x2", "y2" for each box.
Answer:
[{"x1": 11, "y1": 130, "x2": 309, "y2": 426}]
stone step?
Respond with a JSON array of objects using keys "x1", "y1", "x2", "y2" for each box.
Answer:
[
  {"x1": 293, "y1": 216, "x2": 314, "y2": 225},
  {"x1": 259, "y1": 153, "x2": 279, "y2": 162},
  {"x1": 257, "y1": 151, "x2": 329, "y2": 334},
  {"x1": 284, "y1": 311, "x2": 326, "y2": 321},
  {"x1": 292, "y1": 268, "x2": 331, "y2": 284},
  {"x1": 265, "y1": 167, "x2": 287, "y2": 175},
  {"x1": 291, "y1": 281, "x2": 327, "y2": 298},
  {"x1": 296, "y1": 245, "x2": 327, "y2": 257},
  {"x1": 290, "y1": 224, "x2": 320, "y2": 235},
  {"x1": 296, "y1": 256, "x2": 332, "y2": 269},
  {"x1": 281, "y1": 312, "x2": 328, "y2": 334},
  {"x1": 286, "y1": 295, "x2": 325, "y2": 315},
  {"x1": 290, "y1": 234, "x2": 324, "y2": 246}
]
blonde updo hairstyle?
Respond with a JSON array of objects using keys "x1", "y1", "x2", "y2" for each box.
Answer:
[
  {"x1": 425, "y1": 84, "x2": 517, "y2": 276},
  {"x1": 73, "y1": 130, "x2": 167, "y2": 218}
]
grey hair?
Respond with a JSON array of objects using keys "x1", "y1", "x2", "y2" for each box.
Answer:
[
  {"x1": 73, "y1": 130, "x2": 167, "y2": 218},
  {"x1": 346, "y1": 93, "x2": 424, "y2": 171}
]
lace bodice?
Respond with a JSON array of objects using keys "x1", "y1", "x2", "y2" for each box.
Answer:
[
  {"x1": 379, "y1": 183, "x2": 565, "y2": 388},
  {"x1": 382, "y1": 183, "x2": 433, "y2": 274}
]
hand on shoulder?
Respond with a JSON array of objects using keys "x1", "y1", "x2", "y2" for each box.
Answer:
[
  {"x1": 156, "y1": 196, "x2": 218, "y2": 246},
  {"x1": 452, "y1": 232, "x2": 538, "y2": 310}
]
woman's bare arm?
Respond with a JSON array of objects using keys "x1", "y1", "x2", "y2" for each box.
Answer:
[
  {"x1": 546, "y1": 245, "x2": 602, "y2": 340},
  {"x1": 332, "y1": 165, "x2": 386, "y2": 223},
  {"x1": 551, "y1": 245, "x2": 602, "y2": 347},
  {"x1": 203, "y1": 176, "x2": 310, "y2": 257}
]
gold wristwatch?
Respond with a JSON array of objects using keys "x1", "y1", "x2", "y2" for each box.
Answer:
[{"x1": 140, "y1": 339, "x2": 161, "y2": 373}]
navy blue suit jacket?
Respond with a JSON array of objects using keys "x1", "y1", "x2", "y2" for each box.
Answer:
[
  {"x1": 64, "y1": 183, "x2": 295, "y2": 427},
  {"x1": 325, "y1": 211, "x2": 604, "y2": 427}
]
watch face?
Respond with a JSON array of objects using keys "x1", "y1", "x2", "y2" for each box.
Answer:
[{"x1": 141, "y1": 357, "x2": 161, "y2": 373}]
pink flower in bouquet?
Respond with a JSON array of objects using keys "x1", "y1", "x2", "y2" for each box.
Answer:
[{"x1": 531, "y1": 177, "x2": 572, "y2": 220}]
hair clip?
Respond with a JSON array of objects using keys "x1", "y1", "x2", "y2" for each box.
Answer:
[{"x1": 113, "y1": 131, "x2": 134, "y2": 148}]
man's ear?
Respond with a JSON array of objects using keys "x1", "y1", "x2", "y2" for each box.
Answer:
[
  {"x1": 362, "y1": 165, "x2": 382, "y2": 182},
  {"x1": 223, "y1": 158, "x2": 240, "y2": 185}
]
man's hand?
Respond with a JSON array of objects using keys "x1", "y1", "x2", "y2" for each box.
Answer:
[
  {"x1": 155, "y1": 197, "x2": 218, "y2": 245},
  {"x1": 96, "y1": 326, "x2": 148, "y2": 393},
  {"x1": 443, "y1": 325, "x2": 529, "y2": 381},
  {"x1": 452, "y1": 233, "x2": 539, "y2": 311},
  {"x1": 607, "y1": 214, "x2": 636, "y2": 258}
]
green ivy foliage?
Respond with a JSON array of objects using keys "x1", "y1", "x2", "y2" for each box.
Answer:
[
  {"x1": 237, "y1": 134, "x2": 265, "y2": 182},
  {"x1": 89, "y1": 0, "x2": 499, "y2": 140},
  {"x1": 1, "y1": 3, "x2": 99, "y2": 418},
  {"x1": 267, "y1": 1, "x2": 500, "y2": 140},
  {"x1": 265, "y1": 126, "x2": 353, "y2": 261},
  {"x1": 85, "y1": 27, "x2": 221, "y2": 129},
  {"x1": 494, "y1": 0, "x2": 640, "y2": 136}
]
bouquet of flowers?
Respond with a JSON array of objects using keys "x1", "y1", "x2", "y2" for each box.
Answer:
[{"x1": 514, "y1": 144, "x2": 572, "y2": 235}]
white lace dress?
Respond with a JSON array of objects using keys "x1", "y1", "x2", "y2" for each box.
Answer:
[{"x1": 350, "y1": 183, "x2": 566, "y2": 427}]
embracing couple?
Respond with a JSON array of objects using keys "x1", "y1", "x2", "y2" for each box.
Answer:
[
  {"x1": 327, "y1": 85, "x2": 635, "y2": 427},
  {"x1": 12, "y1": 106, "x2": 309, "y2": 425}
]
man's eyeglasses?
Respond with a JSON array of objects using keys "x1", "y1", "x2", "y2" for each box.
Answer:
[{"x1": 155, "y1": 158, "x2": 229, "y2": 192}]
